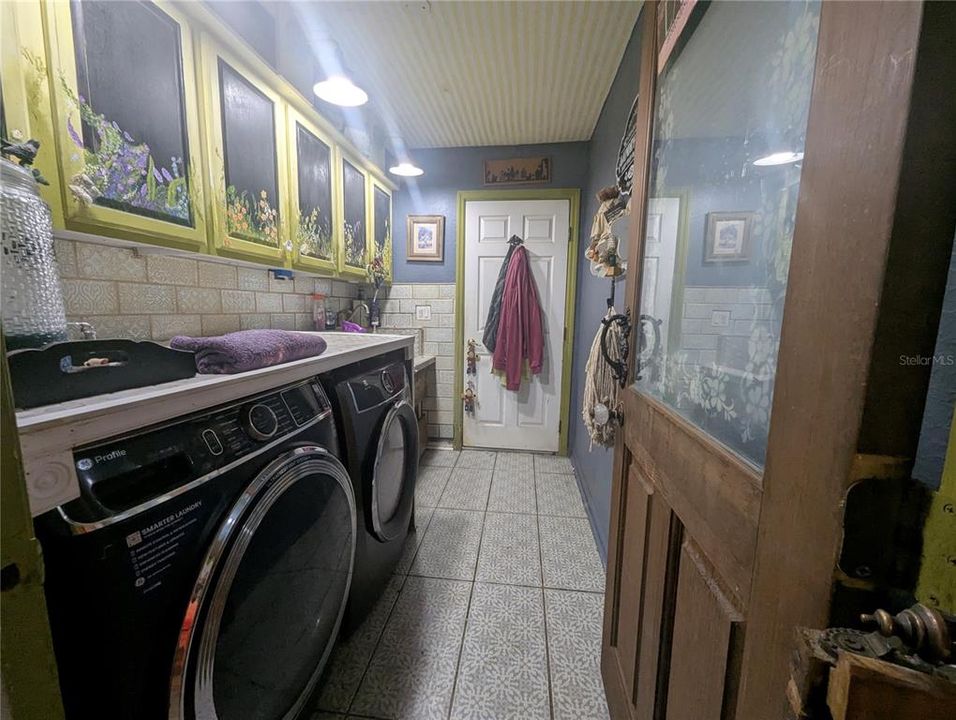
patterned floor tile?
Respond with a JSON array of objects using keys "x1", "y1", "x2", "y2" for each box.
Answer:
[
  {"x1": 534, "y1": 454, "x2": 575, "y2": 475},
  {"x1": 493, "y1": 452, "x2": 535, "y2": 474},
  {"x1": 487, "y1": 469, "x2": 537, "y2": 514},
  {"x1": 310, "y1": 713, "x2": 345, "y2": 720},
  {"x1": 539, "y1": 516, "x2": 606, "y2": 592},
  {"x1": 450, "y1": 583, "x2": 550, "y2": 720},
  {"x1": 535, "y1": 473, "x2": 587, "y2": 518},
  {"x1": 395, "y1": 506, "x2": 435, "y2": 575},
  {"x1": 475, "y1": 512, "x2": 541, "y2": 587},
  {"x1": 545, "y1": 590, "x2": 610, "y2": 720},
  {"x1": 415, "y1": 465, "x2": 453, "y2": 508},
  {"x1": 351, "y1": 576, "x2": 472, "y2": 720},
  {"x1": 455, "y1": 450, "x2": 498, "y2": 470},
  {"x1": 421, "y1": 448, "x2": 460, "y2": 467},
  {"x1": 315, "y1": 574, "x2": 404, "y2": 712},
  {"x1": 437, "y1": 468, "x2": 493, "y2": 511},
  {"x1": 409, "y1": 509, "x2": 484, "y2": 580}
]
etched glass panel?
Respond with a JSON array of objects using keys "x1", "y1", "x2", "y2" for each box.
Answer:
[{"x1": 636, "y1": 1, "x2": 821, "y2": 467}]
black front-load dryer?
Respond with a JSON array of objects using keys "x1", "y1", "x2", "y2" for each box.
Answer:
[
  {"x1": 322, "y1": 351, "x2": 418, "y2": 630},
  {"x1": 35, "y1": 379, "x2": 355, "y2": 720}
]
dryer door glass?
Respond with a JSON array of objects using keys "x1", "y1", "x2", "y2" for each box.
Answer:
[
  {"x1": 370, "y1": 401, "x2": 418, "y2": 541},
  {"x1": 182, "y1": 451, "x2": 355, "y2": 720}
]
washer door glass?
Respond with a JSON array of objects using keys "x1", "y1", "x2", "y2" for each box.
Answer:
[
  {"x1": 370, "y1": 401, "x2": 417, "y2": 541},
  {"x1": 177, "y1": 449, "x2": 355, "y2": 720}
]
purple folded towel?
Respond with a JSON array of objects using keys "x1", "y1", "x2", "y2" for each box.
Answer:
[{"x1": 170, "y1": 329, "x2": 328, "y2": 375}]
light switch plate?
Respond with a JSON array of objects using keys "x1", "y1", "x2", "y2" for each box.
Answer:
[{"x1": 416, "y1": 305, "x2": 432, "y2": 320}]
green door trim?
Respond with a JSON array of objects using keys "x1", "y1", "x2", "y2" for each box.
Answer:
[{"x1": 453, "y1": 188, "x2": 581, "y2": 455}]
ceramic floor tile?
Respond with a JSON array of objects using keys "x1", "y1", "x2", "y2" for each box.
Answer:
[
  {"x1": 544, "y1": 590, "x2": 610, "y2": 720},
  {"x1": 311, "y1": 713, "x2": 346, "y2": 720},
  {"x1": 421, "y1": 448, "x2": 460, "y2": 467},
  {"x1": 492, "y1": 451, "x2": 535, "y2": 474},
  {"x1": 437, "y1": 468, "x2": 493, "y2": 511},
  {"x1": 487, "y1": 469, "x2": 537, "y2": 514},
  {"x1": 395, "y1": 506, "x2": 435, "y2": 575},
  {"x1": 534, "y1": 454, "x2": 575, "y2": 475},
  {"x1": 315, "y1": 574, "x2": 405, "y2": 712},
  {"x1": 450, "y1": 583, "x2": 550, "y2": 720},
  {"x1": 409, "y1": 509, "x2": 484, "y2": 580},
  {"x1": 535, "y1": 473, "x2": 588, "y2": 518},
  {"x1": 539, "y1": 516, "x2": 606, "y2": 593},
  {"x1": 351, "y1": 576, "x2": 472, "y2": 720},
  {"x1": 415, "y1": 465, "x2": 453, "y2": 508},
  {"x1": 475, "y1": 512, "x2": 542, "y2": 587},
  {"x1": 455, "y1": 450, "x2": 497, "y2": 470}
]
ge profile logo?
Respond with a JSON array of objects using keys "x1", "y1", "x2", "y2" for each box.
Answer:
[{"x1": 76, "y1": 458, "x2": 93, "y2": 471}]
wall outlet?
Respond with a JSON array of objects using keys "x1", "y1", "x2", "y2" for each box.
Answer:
[{"x1": 416, "y1": 305, "x2": 432, "y2": 321}]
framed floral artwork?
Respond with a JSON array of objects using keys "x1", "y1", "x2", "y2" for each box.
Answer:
[
  {"x1": 704, "y1": 211, "x2": 753, "y2": 263},
  {"x1": 406, "y1": 215, "x2": 444, "y2": 262}
]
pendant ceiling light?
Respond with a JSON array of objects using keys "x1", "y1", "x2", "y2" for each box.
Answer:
[
  {"x1": 313, "y1": 76, "x2": 368, "y2": 107},
  {"x1": 753, "y1": 151, "x2": 804, "y2": 167},
  {"x1": 389, "y1": 162, "x2": 424, "y2": 177}
]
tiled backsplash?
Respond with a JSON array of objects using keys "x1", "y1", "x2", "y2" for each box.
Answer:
[
  {"x1": 54, "y1": 237, "x2": 359, "y2": 341},
  {"x1": 378, "y1": 283, "x2": 456, "y2": 439}
]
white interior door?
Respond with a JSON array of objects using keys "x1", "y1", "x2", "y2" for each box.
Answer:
[{"x1": 462, "y1": 199, "x2": 570, "y2": 452}]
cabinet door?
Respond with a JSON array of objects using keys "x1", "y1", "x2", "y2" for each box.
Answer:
[
  {"x1": 200, "y1": 35, "x2": 288, "y2": 266},
  {"x1": 369, "y1": 181, "x2": 393, "y2": 284},
  {"x1": 46, "y1": 0, "x2": 206, "y2": 250},
  {"x1": 337, "y1": 153, "x2": 368, "y2": 280},
  {"x1": 287, "y1": 108, "x2": 336, "y2": 274}
]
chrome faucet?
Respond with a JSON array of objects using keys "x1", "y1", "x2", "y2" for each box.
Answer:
[{"x1": 68, "y1": 321, "x2": 97, "y2": 340}]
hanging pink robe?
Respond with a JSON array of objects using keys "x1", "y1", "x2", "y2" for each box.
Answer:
[{"x1": 492, "y1": 245, "x2": 544, "y2": 390}]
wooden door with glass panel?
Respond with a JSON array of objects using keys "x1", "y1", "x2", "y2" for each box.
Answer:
[{"x1": 601, "y1": 2, "x2": 933, "y2": 719}]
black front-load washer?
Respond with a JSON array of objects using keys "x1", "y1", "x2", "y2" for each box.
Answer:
[
  {"x1": 35, "y1": 379, "x2": 355, "y2": 720},
  {"x1": 322, "y1": 351, "x2": 418, "y2": 630}
]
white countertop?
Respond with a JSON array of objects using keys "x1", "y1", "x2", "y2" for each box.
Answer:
[{"x1": 15, "y1": 332, "x2": 414, "y2": 516}]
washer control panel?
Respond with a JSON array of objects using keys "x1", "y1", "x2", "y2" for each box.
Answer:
[
  {"x1": 69, "y1": 380, "x2": 332, "y2": 518},
  {"x1": 347, "y1": 362, "x2": 407, "y2": 414}
]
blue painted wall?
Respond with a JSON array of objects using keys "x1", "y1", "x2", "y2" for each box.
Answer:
[
  {"x1": 568, "y1": 14, "x2": 643, "y2": 562},
  {"x1": 391, "y1": 143, "x2": 590, "y2": 283}
]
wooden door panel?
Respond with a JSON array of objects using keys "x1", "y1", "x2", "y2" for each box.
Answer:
[
  {"x1": 624, "y1": 390, "x2": 759, "y2": 605},
  {"x1": 666, "y1": 540, "x2": 744, "y2": 720}
]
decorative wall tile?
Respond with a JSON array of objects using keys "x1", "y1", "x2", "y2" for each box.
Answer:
[
  {"x1": 70, "y1": 314, "x2": 150, "y2": 341},
  {"x1": 177, "y1": 287, "x2": 221, "y2": 314},
  {"x1": 534, "y1": 454, "x2": 575, "y2": 475},
  {"x1": 410, "y1": 509, "x2": 483, "y2": 580},
  {"x1": 475, "y1": 512, "x2": 541, "y2": 587},
  {"x1": 269, "y1": 313, "x2": 295, "y2": 330},
  {"x1": 544, "y1": 590, "x2": 610, "y2": 720},
  {"x1": 315, "y1": 574, "x2": 404, "y2": 713},
  {"x1": 118, "y1": 283, "x2": 177, "y2": 314},
  {"x1": 151, "y1": 314, "x2": 201, "y2": 340},
  {"x1": 61, "y1": 279, "x2": 118, "y2": 315},
  {"x1": 222, "y1": 289, "x2": 256, "y2": 313},
  {"x1": 295, "y1": 313, "x2": 314, "y2": 331},
  {"x1": 437, "y1": 468, "x2": 492, "y2": 511},
  {"x1": 450, "y1": 583, "x2": 550, "y2": 720},
  {"x1": 197, "y1": 261, "x2": 237, "y2": 289},
  {"x1": 293, "y1": 276, "x2": 315, "y2": 295},
  {"x1": 237, "y1": 266, "x2": 270, "y2": 291},
  {"x1": 269, "y1": 275, "x2": 296, "y2": 293},
  {"x1": 76, "y1": 242, "x2": 146, "y2": 281},
  {"x1": 54, "y1": 238, "x2": 77, "y2": 277},
  {"x1": 201, "y1": 314, "x2": 240, "y2": 336},
  {"x1": 240, "y1": 313, "x2": 272, "y2": 330},
  {"x1": 256, "y1": 292, "x2": 283, "y2": 313},
  {"x1": 146, "y1": 255, "x2": 197, "y2": 286},
  {"x1": 282, "y1": 293, "x2": 308, "y2": 313},
  {"x1": 536, "y1": 473, "x2": 587, "y2": 518},
  {"x1": 539, "y1": 516, "x2": 605, "y2": 593},
  {"x1": 351, "y1": 576, "x2": 471, "y2": 720},
  {"x1": 314, "y1": 278, "x2": 333, "y2": 294}
]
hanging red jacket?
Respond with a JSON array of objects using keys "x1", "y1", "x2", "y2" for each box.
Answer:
[{"x1": 492, "y1": 245, "x2": 544, "y2": 390}]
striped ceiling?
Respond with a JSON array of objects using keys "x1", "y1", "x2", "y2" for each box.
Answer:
[{"x1": 304, "y1": 1, "x2": 643, "y2": 149}]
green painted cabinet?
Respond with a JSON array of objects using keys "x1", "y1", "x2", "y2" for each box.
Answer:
[
  {"x1": 287, "y1": 106, "x2": 337, "y2": 274},
  {"x1": 199, "y1": 34, "x2": 289, "y2": 266},
  {"x1": 337, "y1": 151, "x2": 369, "y2": 280},
  {"x1": 44, "y1": 0, "x2": 208, "y2": 250},
  {"x1": 370, "y1": 179, "x2": 393, "y2": 284}
]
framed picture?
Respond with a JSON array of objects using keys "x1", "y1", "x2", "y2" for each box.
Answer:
[
  {"x1": 704, "y1": 211, "x2": 753, "y2": 263},
  {"x1": 406, "y1": 215, "x2": 445, "y2": 262},
  {"x1": 484, "y1": 156, "x2": 551, "y2": 185}
]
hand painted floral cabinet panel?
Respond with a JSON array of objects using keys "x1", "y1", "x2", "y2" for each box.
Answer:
[
  {"x1": 46, "y1": 0, "x2": 207, "y2": 249},
  {"x1": 287, "y1": 108, "x2": 336, "y2": 274},
  {"x1": 200, "y1": 35, "x2": 288, "y2": 265},
  {"x1": 370, "y1": 182, "x2": 393, "y2": 285},
  {"x1": 337, "y1": 154, "x2": 368, "y2": 279}
]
